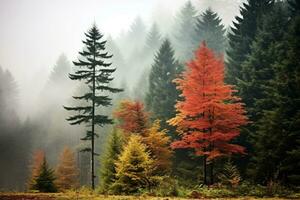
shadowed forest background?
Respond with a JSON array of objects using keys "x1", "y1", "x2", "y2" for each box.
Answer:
[{"x1": 0, "y1": 0, "x2": 299, "y2": 198}]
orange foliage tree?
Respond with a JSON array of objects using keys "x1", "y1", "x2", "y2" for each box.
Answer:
[
  {"x1": 28, "y1": 149, "x2": 45, "y2": 189},
  {"x1": 113, "y1": 100, "x2": 149, "y2": 136},
  {"x1": 168, "y1": 43, "x2": 248, "y2": 184},
  {"x1": 55, "y1": 146, "x2": 79, "y2": 190}
]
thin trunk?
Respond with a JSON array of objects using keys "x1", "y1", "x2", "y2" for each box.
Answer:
[
  {"x1": 210, "y1": 160, "x2": 214, "y2": 185},
  {"x1": 203, "y1": 155, "x2": 207, "y2": 185},
  {"x1": 91, "y1": 45, "x2": 96, "y2": 190}
]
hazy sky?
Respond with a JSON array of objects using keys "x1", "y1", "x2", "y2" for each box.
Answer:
[{"x1": 0, "y1": 0, "x2": 244, "y2": 118}]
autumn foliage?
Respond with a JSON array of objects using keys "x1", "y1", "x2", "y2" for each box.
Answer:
[
  {"x1": 55, "y1": 147, "x2": 79, "y2": 190},
  {"x1": 28, "y1": 150, "x2": 45, "y2": 189},
  {"x1": 113, "y1": 100, "x2": 149, "y2": 136},
  {"x1": 143, "y1": 120, "x2": 173, "y2": 173},
  {"x1": 169, "y1": 43, "x2": 248, "y2": 161}
]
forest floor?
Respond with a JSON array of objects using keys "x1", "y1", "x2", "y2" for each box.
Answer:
[{"x1": 0, "y1": 193, "x2": 295, "y2": 200}]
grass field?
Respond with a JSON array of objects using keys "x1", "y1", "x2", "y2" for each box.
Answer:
[{"x1": 0, "y1": 193, "x2": 296, "y2": 200}]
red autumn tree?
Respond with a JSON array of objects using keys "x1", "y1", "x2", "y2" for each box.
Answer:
[
  {"x1": 113, "y1": 100, "x2": 149, "y2": 136},
  {"x1": 168, "y1": 42, "x2": 248, "y2": 184},
  {"x1": 28, "y1": 149, "x2": 45, "y2": 189}
]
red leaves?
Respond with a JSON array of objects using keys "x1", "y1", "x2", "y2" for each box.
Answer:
[
  {"x1": 169, "y1": 42, "x2": 248, "y2": 161},
  {"x1": 113, "y1": 100, "x2": 149, "y2": 135}
]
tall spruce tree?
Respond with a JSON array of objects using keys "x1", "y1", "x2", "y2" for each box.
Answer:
[
  {"x1": 64, "y1": 24, "x2": 122, "y2": 189},
  {"x1": 173, "y1": 0, "x2": 197, "y2": 61},
  {"x1": 145, "y1": 39, "x2": 183, "y2": 136},
  {"x1": 226, "y1": 0, "x2": 274, "y2": 85},
  {"x1": 193, "y1": 8, "x2": 226, "y2": 54},
  {"x1": 251, "y1": 1, "x2": 300, "y2": 185},
  {"x1": 234, "y1": 1, "x2": 289, "y2": 179}
]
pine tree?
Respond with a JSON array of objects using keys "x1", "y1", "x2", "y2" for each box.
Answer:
[
  {"x1": 48, "y1": 54, "x2": 71, "y2": 85},
  {"x1": 146, "y1": 39, "x2": 183, "y2": 135},
  {"x1": 64, "y1": 24, "x2": 123, "y2": 189},
  {"x1": 55, "y1": 147, "x2": 79, "y2": 190},
  {"x1": 193, "y1": 8, "x2": 226, "y2": 54},
  {"x1": 125, "y1": 16, "x2": 147, "y2": 59},
  {"x1": 251, "y1": 1, "x2": 300, "y2": 185},
  {"x1": 106, "y1": 36, "x2": 127, "y2": 84},
  {"x1": 169, "y1": 43, "x2": 248, "y2": 185},
  {"x1": 113, "y1": 100, "x2": 149, "y2": 136},
  {"x1": 173, "y1": 0, "x2": 197, "y2": 61},
  {"x1": 112, "y1": 135, "x2": 155, "y2": 194},
  {"x1": 99, "y1": 128, "x2": 123, "y2": 191},
  {"x1": 145, "y1": 23, "x2": 162, "y2": 56},
  {"x1": 32, "y1": 157, "x2": 57, "y2": 192},
  {"x1": 226, "y1": 0, "x2": 274, "y2": 85},
  {"x1": 218, "y1": 160, "x2": 241, "y2": 188},
  {"x1": 232, "y1": 2, "x2": 289, "y2": 177},
  {"x1": 143, "y1": 120, "x2": 173, "y2": 174}
]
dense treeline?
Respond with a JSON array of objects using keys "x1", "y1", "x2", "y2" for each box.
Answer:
[{"x1": 0, "y1": 0, "x2": 299, "y2": 197}]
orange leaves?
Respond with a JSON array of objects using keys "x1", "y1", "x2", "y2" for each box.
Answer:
[
  {"x1": 113, "y1": 100, "x2": 149, "y2": 135},
  {"x1": 169, "y1": 42, "x2": 248, "y2": 161},
  {"x1": 28, "y1": 150, "x2": 45, "y2": 189},
  {"x1": 55, "y1": 146, "x2": 79, "y2": 190}
]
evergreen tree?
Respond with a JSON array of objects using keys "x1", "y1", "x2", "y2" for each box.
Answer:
[
  {"x1": 173, "y1": 0, "x2": 197, "y2": 61},
  {"x1": 106, "y1": 36, "x2": 127, "y2": 84},
  {"x1": 145, "y1": 23, "x2": 162, "y2": 56},
  {"x1": 55, "y1": 147, "x2": 79, "y2": 190},
  {"x1": 48, "y1": 54, "x2": 71, "y2": 85},
  {"x1": 234, "y1": 2, "x2": 289, "y2": 177},
  {"x1": 125, "y1": 16, "x2": 147, "y2": 59},
  {"x1": 64, "y1": 24, "x2": 122, "y2": 189},
  {"x1": 99, "y1": 128, "x2": 123, "y2": 191},
  {"x1": 32, "y1": 157, "x2": 57, "y2": 193},
  {"x1": 251, "y1": 1, "x2": 300, "y2": 185},
  {"x1": 226, "y1": 0, "x2": 274, "y2": 85},
  {"x1": 146, "y1": 39, "x2": 183, "y2": 135},
  {"x1": 193, "y1": 8, "x2": 226, "y2": 54},
  {"x1": 112, "y1": 135, "x2": 155, "y2": 194}
]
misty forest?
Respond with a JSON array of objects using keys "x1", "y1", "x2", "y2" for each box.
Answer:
[{"x1": 0, "y1": 0, "x2": 300, "y2": 199}]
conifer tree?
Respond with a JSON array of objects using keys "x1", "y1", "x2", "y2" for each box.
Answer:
[
  {"x1": 251, "y1": 1, "x2": 300, "y2": 185},
  {"x1": 234, "y1": 2, "x2": 289, "y2": 176},
  {"x1": 55, "y1": 147, "x2": 79, "y2": 190},
  {"x1": 226, "y1": 0, "x2": 274, "y2": 85},
  {"x1": 145, "y1": 23, "x2": 162, "y2": 56},
  {"x1": 173, "y1": 0, "x2": 197, "y2": 61},
  {"x1": 99, "y1": 128, "x2": 123, "y2": 191},
  {"x1": 143, "y1": 120, "x2": 173, "y2": 174},
  {"x1": 64, "y1": 24, "x2": 122, "y2": 189},
  {"x1": 32, "y1": 157, "x2": 57, "y2": 192},
  {"x1": 146, "y1": 39, "x2": 183, "y2": 135},
  {"x1": 193, "y1": 8, "x2": 226, "y2": 54},
  {"x1": 169, "y1": 43, "x2": 248, "y2": 185},
  {"x1": 112, "y1": 135, "x2": 155, "y2": 194}
]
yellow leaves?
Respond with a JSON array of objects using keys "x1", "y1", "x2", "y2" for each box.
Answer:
[{"x1": 143, "y1": 120, "x2": 173, "y2": 173}]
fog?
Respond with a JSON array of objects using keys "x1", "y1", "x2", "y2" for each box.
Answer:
[
  {"x1": 0, "y1": 0, "x2": 244, "y2": 118},
  {"x1": 0, "y1": 0, "x2": 245, "y2": 190}
]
